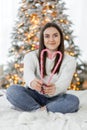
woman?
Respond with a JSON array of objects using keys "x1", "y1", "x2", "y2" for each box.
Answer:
[{"x1": 6, "y1": 22, "x2": 79, "y2": 113}]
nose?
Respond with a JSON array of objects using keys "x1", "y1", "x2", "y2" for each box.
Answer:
[{"x1": 49, "y1": 36, "x2": 54, "y2": 41}]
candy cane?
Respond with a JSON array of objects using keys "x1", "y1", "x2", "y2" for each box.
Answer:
[{"x1": 40, "y1": 48, "x2": 62, "y2": 85}]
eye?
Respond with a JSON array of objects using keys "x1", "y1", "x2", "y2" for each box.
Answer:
[
  {"x1": 54, "y1": 34, "x2": 58, "y2": 37},
  {"x1": 44, "y1": 35, "x2": 49, "y2": 38}
]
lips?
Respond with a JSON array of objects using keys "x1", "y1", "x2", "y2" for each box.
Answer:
[
  {"x1": 49, "y1": 42, "x2": 55, "y2": 44},
  {"x1": 49, "y1": 43, "x2": 55, "y2": 45}
]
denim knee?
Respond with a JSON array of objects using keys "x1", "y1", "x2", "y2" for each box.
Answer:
[
  {"x1": 6, "y1": 84, "x2": 25, "y2": 106},
  {"x1": 6, "y1": 85, "x2": 41, "y2": 111},
  {"x1": 63, "y1": 94, "x2": 80, "y2": 113},
  {"x1": 46, "y1": 94, "x2": 80, "y2": 113},
  {"x1": 6, "y1": 85, "x2": 22, "y2": 98},
  {"x1": 71, "y1": 95, "x2": 80, "y2": 111},
  {"x1": 6, "y1": 85, "x2": 16, "y2": 98}
]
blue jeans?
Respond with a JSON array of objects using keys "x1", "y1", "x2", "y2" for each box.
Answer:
[{"x1": 6, "y1": 85, "x2": 79, "y2": 113}]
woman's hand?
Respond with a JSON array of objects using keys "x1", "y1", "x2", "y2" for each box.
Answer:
[
  {"x1": 30, "y1": 78, "x2": 42, "y2": 92},
  {"x1": 43, "y1": 83, "x2": 56, "y2": 96}
]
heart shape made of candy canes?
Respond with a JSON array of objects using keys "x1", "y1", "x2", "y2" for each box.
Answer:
[{"x1": 40, "y1": 48, "x2": 62, "y2": 84}]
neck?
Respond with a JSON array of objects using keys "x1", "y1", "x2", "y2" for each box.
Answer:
[{"x1": 47, "y1": 50, "x2": 56, "y2": 59}]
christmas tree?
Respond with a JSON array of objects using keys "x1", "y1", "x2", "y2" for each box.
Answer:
[{"x1": 0, "y1": 0, "x2": 87, "y2": 90}]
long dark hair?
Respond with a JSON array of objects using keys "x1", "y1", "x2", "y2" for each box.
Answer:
[{"x1": 38, "y1": 22, "x2": 64, "y2": 77}]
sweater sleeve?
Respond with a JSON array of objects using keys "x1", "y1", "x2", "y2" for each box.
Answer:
[
  {"x1": 23, "y1": 52, "x2": 36, "y2": 88},
  {"x1": 54, "y1": 56, "x2": 76, "y2": 96}
]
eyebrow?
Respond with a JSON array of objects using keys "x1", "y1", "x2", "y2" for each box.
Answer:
[{"x1": 44, "y1": 33, "x2": 58, "y2": 35}]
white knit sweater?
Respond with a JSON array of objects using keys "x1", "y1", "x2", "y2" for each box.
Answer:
[{"x1": 23, "y1": 49, "x2": 76, "y2": 97}]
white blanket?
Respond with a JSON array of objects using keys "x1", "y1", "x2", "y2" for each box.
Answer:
[{"x1": 0, "y1": 89, "x2": 87, "y2": 130}]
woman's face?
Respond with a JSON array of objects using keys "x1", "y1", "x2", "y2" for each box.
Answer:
[{"x1": 43, "y1": 27, "x2": 61, "y2": 52}]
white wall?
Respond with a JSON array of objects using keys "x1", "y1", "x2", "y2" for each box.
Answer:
[
  {"x1": 64, "y1": 0, "x2": 87, "y2": 61},
  {"x1": 80, "y1": 0, "x2": 87, "y2": 61},
  {"x1": 0, "y1": 0, "x2": 19, "y2": 65},
  {"x1": 0, "y1": 0, "x2": 87, "y2": 65}
]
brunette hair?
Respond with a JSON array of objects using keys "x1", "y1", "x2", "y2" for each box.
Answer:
[{"x1": 38, "y1": 22, "x2": 64, "y2": 77}]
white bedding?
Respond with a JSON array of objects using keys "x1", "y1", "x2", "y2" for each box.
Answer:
[{"x1": 0, "y1": 89, "x2": 87, "y2": 130}]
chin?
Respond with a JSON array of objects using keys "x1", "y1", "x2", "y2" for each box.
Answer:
[{"x1": 48, "y1": 49, "x2": 57, "y2": 52}]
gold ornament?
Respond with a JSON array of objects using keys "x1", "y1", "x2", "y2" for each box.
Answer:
[
  {"x1": 70, "y1": 52, "x2": 74, "y2": 56},
  {"x1": 74, "y1": 73, "x2": 78, "y2": 77},
  {"x1": 63, "y1": 19, "x2": 69, "y2": 24},
  {"x1": 59, "y1": 19, "x2": 63, "y2": 23},
  {"x1": 51, "y1": 11, "x2": 57, "y2": 17},
  {"x1": 65, "y1": 35, "x2": 69, "y2": 40},
  {"x1": 30, "y1": 13, "x2": 39, "y2": 24}
]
